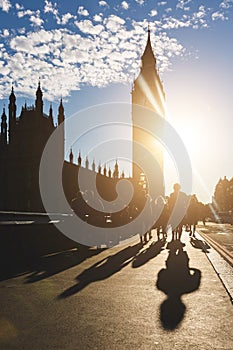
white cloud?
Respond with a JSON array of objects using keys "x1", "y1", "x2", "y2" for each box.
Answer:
[
  {"x1": 3, "y1": 29, "x2": 9, "y2": 37},
  {"x1": 44, "y1": 0, "x2": 58, "y2": 15},
  {"x1": 162, "y1": 16, "x2": 191, "y2": 29},
  {"x1": 15, "y1": 3, "x2": 23, "y2": 10},
  {"x1": 149, "y1": 9, "x2": 158, "y2": 17},
  {"x1": 135, "y1": 0, "x2": 144, "y2": 5},
  {"x1": 0, "y1": 17, "x2": 190, "y2": 100},
  {"x1": 104, "y1": 14, "x2": 125, "y2": 32},
  {"x1": 17, "y1": 9, "x2": 33, "y2": 18},
  {"x1": 17, "y1": 8, "x2": 44, "y2": 27},
  {"x1": 193, "y1": 5, "x2": 206, "y2": 19},
  {"x1": 93, "y1": 14, "x2": 103, "y2": 22},
  {"x1": 176, "y1": 0, "x2": 192, "y2": 10},
  {"x1": 212, "y1": 11, "x2": 226, "y2": 21},
  {"x1": 158, "y1": 1, "x2": 167, "y2": 6},
  {"x1": 161, "y1": 5, "x2": 210, "y2": 30},
  {"x1": 99, "y1": 1, "x2": 108, "y2": 6},
  {"x1": 75, "y1": 20, "x2": 104, "y2": 35},
  {"x1": 17, "y1": 27, "x2": 25, "y2": 34},
  {"x1": 121, "y1": 1, "x2": 129, "y2": 10},
  {"x1": 43, "y1": 0, "x2": 63, "y2": 25},
  {"x1": 60, "y1": 13, "x2": 73, "y2": 25},
  {"x1": 77, "y1": 6, "x2": 89, "y2": 17},
  {"x1": 30, "y1": 12, "x2": 44, "y2": 27},
  {"x1": 0, "y1": 0, "x2": 11, "y2": 12},
  {"x1": 220, "y1": 0, "x2": 233, "y2": 9}
]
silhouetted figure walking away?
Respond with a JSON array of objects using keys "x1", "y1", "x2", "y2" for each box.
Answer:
[
  {"x1": 168, "y1": 183, "x2": 189, "y2": 241},
  {"x1": 156, "y1": 240, "x2": 201, "y2": 330},
  {"x1": 152, "y1": 196, "x2": 168, "y2": 241},
  {"x1": 186, "y1": 194, "x2": 199, "y2": 237}
]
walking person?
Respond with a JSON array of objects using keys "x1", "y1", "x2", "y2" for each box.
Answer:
[{"x1": 168, "y1": 183, "x2": 189, "y2": 241}]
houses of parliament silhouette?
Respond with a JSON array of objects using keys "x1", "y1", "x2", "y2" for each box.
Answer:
[{"x1": 0, "y1": 29, "x2": 165, "y2": 212}]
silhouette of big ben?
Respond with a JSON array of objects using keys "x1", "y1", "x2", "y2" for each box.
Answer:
[{"x1": 132, "y1": 28, "x2": 166, "y2": 191}]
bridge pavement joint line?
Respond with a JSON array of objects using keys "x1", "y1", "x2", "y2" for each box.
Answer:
[{"x1": 196, "y1": 230, "x2": 233, "y2": 304}]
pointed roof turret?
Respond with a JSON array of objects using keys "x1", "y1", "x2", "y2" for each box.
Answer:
[
  {"x1": 113, "y1": 159, "x2": 119, "y2": 179},
  {"x1": 1, "y1": 107, "x2": 7, "y2": 122},
  {"x1": 103, "y1": 164, "x2": 107, "y2": 176},
  {"x1": 58, "y1": 98, "x2": 65, "y2": 125},
  {"x1": 9, "y1": 85, "x2": 16, "y2": 103},
  {"x1": 78, "y1": 151, "x2": 82, "y2": 166},
  {"x1": 92, "y1": 159, "x2": 96, "y2": 172},
  {"x1": 49, "y1": 103, "x2": 54, "y2": 127},
  {"x1": 69, "y1": 148, "x2": 73, "y2": 163},
  {"x1": 36, "y1": 79, "x2": 42, "y2": 94},
  {"x1": 58, "y1": 98, "x2": 64, "y2": 114},
  {"x1": 141, "y1": 26, "x2": 156, "y2": 68},
  {"x1": 49, "y1": 103, "x2": 53, "y2": 117},
  {"x1": 85, "y1": 156, "x2": 89, "y2": 169},
  {"x1": 35, "y1": 79, "x2": 43, "y2": 115},
  {"x1": 1, "y1": 107, "x2": 7, "y2": 145}
]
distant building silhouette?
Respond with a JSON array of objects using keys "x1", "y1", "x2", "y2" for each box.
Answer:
[
  {"x1": 0, "y1": 83, "x2": 63, "y2": 211},
  {"x1": 213, "y1": 176, "x2": 233, "y2": 212}
]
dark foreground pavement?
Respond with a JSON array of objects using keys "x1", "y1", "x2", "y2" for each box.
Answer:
[{"x1": 0, "y1": 229, "x2": 232, "y2": 350}]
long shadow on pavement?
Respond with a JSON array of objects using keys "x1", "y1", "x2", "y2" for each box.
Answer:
[
  {"x1": 58, "y1": 242, "x2": 142, "y2": 298},
  {"x1": 0, "y1": 224, "x2": 103, "y2": 282},
  {"x1": 190, "y1": 236, "x2": 211, "y2": 253},
  {"x1": 132, "y1": 239, "x2": 166, "y2": 268},
  {"x1": 0, "y1": 245, "x2": 102, "y2": 283},
  {"x1": 24, "y1": 247, "x2": 103, "y2": 284},
  {"x1": 156, "y1": 240, "x2": 201, "y2": 330}
]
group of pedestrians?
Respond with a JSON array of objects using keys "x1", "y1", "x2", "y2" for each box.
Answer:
[
  {"x1": 140, "y1": 183, "x2": 200, "y2": 244},
  {"x1": 71, "y1": 183, "x2": 201, "y2": 244}
]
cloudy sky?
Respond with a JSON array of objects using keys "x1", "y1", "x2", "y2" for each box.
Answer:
[{"x1": 0, "y1": 0, "x2": 232, "y2": 203}]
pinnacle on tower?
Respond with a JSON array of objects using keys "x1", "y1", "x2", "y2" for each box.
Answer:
[
  {"x1": 35, "y1": 79, "x2": 43, "y2": 115},
  {"x1": 113, "y1": 160, "x2": 119, "y2": 179},
  {"x1": 78, "y1": 151, "x2": 82, "y2": 166},
  {"x1": 58, "y1": 98, "x2": 65, "y2": 125},
  {"x1": 8, "y1": 85, "x2": 16, "y2": 144},
  {"x1": 1, "y1": 107, "x2": 7, "y2": 146},
  {"x1": 103, "y1": 164, "x2": 107, "y2": 176},
  {"x1": 9, "y1": 85, "x2": 16, "y2": 102},
  {"x1": 141, "y1": 26, "x2": 156, "y2": 68},
  {"x1": 49, "y1": 103, "x2": 53, "y2": 117},
  {"x1": 69, "y1": 148, "x2": 73, "y2": 163},
  {"x1": 85, "y1": 156, "x2": 89, "y2": 169},
  {"x1": 49, "y1": 103, "x2": 54, "y2": 127},
  {"x1": 92, "y1": 159, "x2": 96, "y2": 172}
]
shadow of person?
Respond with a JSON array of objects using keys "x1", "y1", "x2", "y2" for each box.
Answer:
[
  {"x1": 190, "y1": 237, "x2": 210, "y2": 253},
  {"x1": 156, "y1": 240, "x2": 201, "y2": 330},
  {"x1": 132, "y1": 239, "x2": 166, "y2": 268},
  {"x1": 58, "y1": 243, "x2": 142, "y2": 299},
  {"x1": 24, "y1": 246, "x2": 102, "y2": 284}
]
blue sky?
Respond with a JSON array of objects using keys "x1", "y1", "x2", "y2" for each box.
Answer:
[{"x1": 0, "y1": 0, "x2": 232, "y2": 203}]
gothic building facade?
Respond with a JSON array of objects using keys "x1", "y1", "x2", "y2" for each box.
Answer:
[{"x1": 0, "y1": 83, "x2": 65, "y2": 211}]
